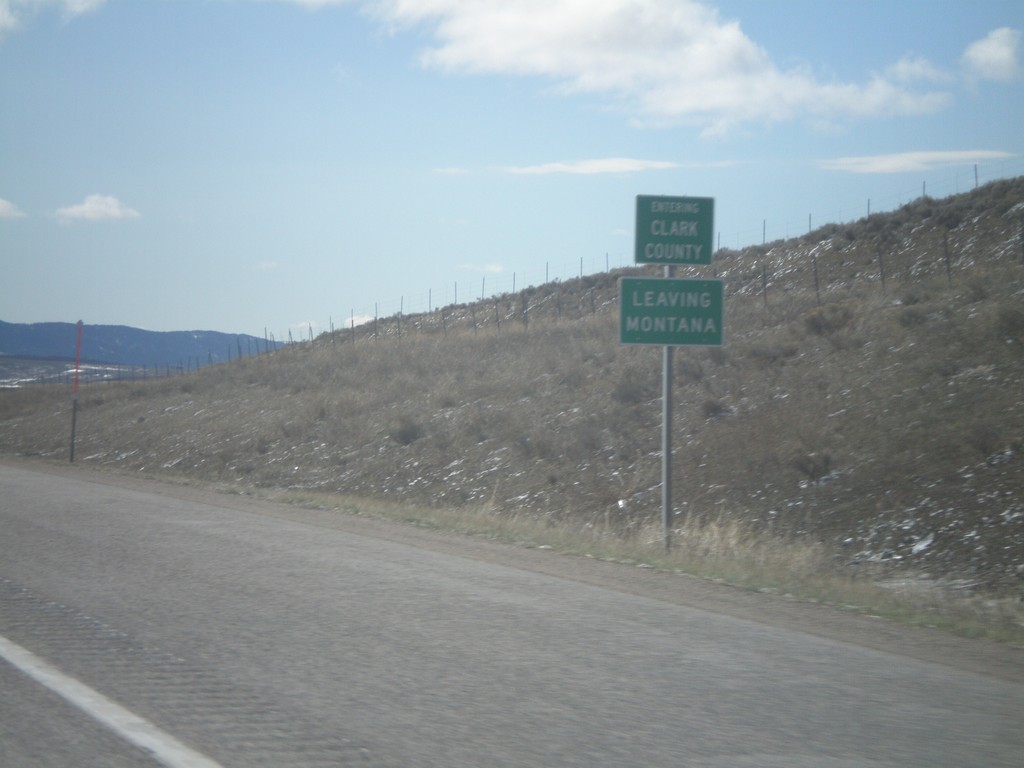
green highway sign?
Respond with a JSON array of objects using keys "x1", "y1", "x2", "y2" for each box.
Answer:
[
  {"x1": 620, "y1": 277, "x2": 724, "y2": 346},
  {"x1": 635, "y1": 195, "x2": 714, "y2": 265}
]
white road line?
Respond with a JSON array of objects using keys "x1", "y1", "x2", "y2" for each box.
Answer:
[{"x1": 0, "y1": 634, "x2": 224, "y2": 768}]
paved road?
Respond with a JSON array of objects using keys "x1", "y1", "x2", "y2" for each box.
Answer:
[
  {"x1": 0, "y1": 655, "x2": 164, "y2": 767},
  {"x1": 1, "y1": 460, "x2": 1022, "y2": 767}
]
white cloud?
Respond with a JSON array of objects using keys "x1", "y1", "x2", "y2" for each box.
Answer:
[
  {"x1": 502, "y1": 157, "x2": 680, "y2": 175},
  {"x1": 820, "y1": 150, "x2": 1014, "y2": 174},
  {"x1": 61, "y1": 0, "x2": 105, "y2": 13},
  {"x1": 886, "y1": 55, "x2": 950, "y2": 84},
  {"x1": 3, "y1": 0, "x2": 975, "y2": 130},
  {"x1": 56, "y1": 194, "x2": 140, "y2": 222},
  {"x1": 962, "y1": 27, "x2": 1021, "y2": 82},
  {"x1": 0, "y1": 197, "x2": 26, "y2": 218},
  {"x1": 810, "y1": 75, "x2": 951, "y2": 121},
  {"x1": 0, "y1": 6, "x2": 16, "y2": 37},
  {"x1": 369, "y1": 0, "x2": 951, "y2": 134},
  {"x1": 0, "y1": 0, "x2": 107, "y2": 39}
]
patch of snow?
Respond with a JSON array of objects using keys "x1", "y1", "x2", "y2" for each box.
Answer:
[{"x1": 911, "y1": 532, "x2": 934, "y2": 555}]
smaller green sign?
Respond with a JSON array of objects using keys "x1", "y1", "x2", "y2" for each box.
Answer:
[
  {"x1": 620, "y1": 277, "x2": 724, "y2": 346},
  {"x1": 635, "y1": 195, "x2": 714, "y2": 265}
]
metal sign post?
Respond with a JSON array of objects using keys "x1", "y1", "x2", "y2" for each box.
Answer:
[
  {"x1": 661, "y1": 266, "x2": 674, "y2": 551},
  {"x1": 69, "y1": 320, "x2": 83, "y2": 463},
  {"x1": 624, "y1": 196, "x2": 718, "y2": 550}
]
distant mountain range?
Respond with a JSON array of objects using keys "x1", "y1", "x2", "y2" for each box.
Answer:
[{"x1": 0, "y1": 320, "x2": 282, "y2": 368}]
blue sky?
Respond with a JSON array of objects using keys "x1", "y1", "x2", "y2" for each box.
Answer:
[{"x1": 2, "y1": 0, "x2": 1021, "y2": 337}]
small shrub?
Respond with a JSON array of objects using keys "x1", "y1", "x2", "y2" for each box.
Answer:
[
  {"x1": 747, "y1": 344, "x2": 798, "y2": 368},
  {"x1": 899, "y1": 307, "x2": 929, "y2": 328},
  {"x1": 516, "y1": 433, "x2": 560, "y2": 461},
  {"x1": 612, "y1": 371, "x2": 655, "y2": 405},
  {"x1": 391, "y1": 415, "x2": 425, "y2": 445},
  {"x1": 965, "y1": 278, "x2": 989, "y2": 303},
  {"x1": 706, "y1": 347, "x2": 727, "y2": 366},
  {"x1": 560, "y1": 369, "x2": 585, "y2": 388},
  {"x1": 994, "y1": 307, "x2": 1024, "y2": 342},
  {"x1": 677, "y1": 356, "x2": 704, "y2": 383},
  {"x1": 701, "y1": 399, "x2": 731, "y2": 420},
  {"x1": 900, "y1": 289, "x2": 926, "y2": 306},
  {"x1": 968, "y1": 423, "x2": 1000, "y2": 458},
  {"x1": 937, "y1": 208, "x2": 963, "y2": 230},
  {"x1": 804, "y1": 302, "x2": 854, "y2": 336},
  {"x1": 792, "y1": 452, "x2": 832, "y2": 482},
  {"x1": 313, "y1": 400, "x2": 329, "y2": 421}
]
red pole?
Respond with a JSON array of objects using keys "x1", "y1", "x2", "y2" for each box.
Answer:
[
  {"x1": 70, "y1": 320, "x2": 83, "y2": 462},
  {"x1": 73, "y1": 320, "x2": 83, "y2": 396}
]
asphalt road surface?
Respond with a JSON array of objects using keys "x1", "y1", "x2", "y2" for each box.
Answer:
[{"x1": 1, "y1": 460, "x2": 1022, "y2": 767}]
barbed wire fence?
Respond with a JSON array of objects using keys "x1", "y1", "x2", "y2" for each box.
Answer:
[
  {"x1": 302, "y1": 158, "x2": 1024, "y2": 343},
  {"x1": 8, "y1": 161, "x2": 1022, "y2": 388},
  {"x1": 304, "y1": 161, "x2": 1024, "y2": 343}
]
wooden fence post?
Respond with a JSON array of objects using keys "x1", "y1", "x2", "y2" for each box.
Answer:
[
  {"x1": 813, "y1": 256, "x2": 821, "y2": 305},
  {"x1": 944, "y1": 232, "x2": 952, "y2": 286},
  {"x1": 878, "y1": 245, "x2": 886, "y2": 293}
]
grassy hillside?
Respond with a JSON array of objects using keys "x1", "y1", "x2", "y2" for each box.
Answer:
[{"x1": 3, "y1": 178, "x2": 1023, "y2": 616}]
